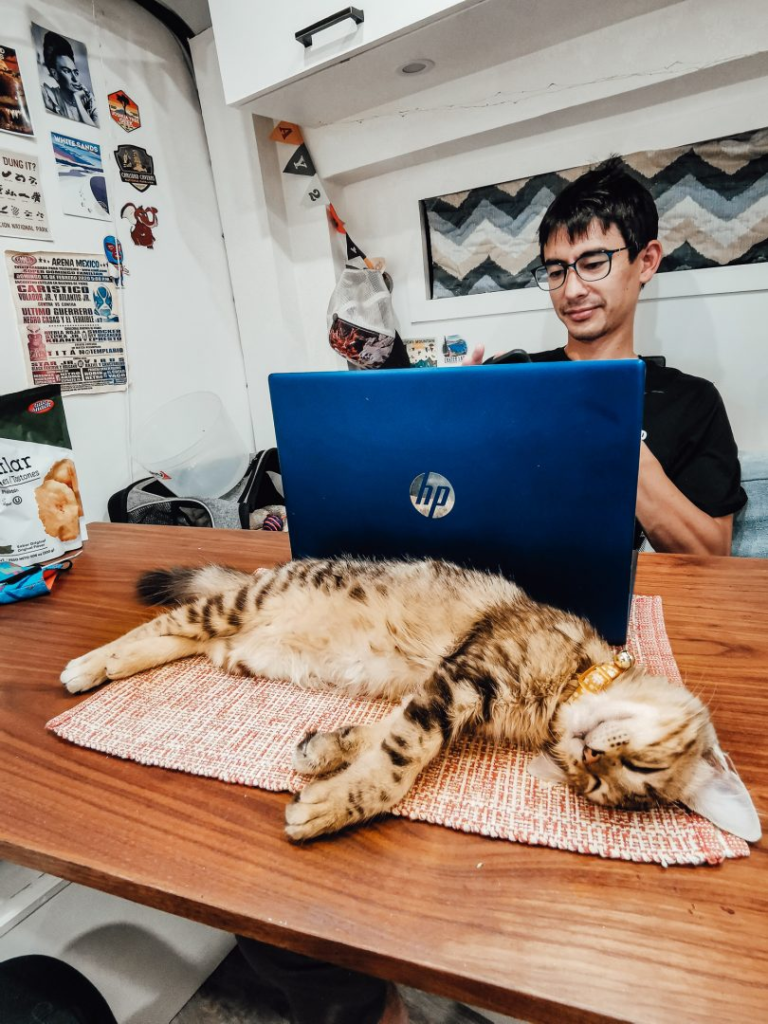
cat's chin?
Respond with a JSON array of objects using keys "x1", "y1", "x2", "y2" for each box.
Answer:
[{"x1": 555, "y1": 694, "x2": 633, "y2": 760}]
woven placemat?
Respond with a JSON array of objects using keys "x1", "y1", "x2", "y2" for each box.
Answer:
[{"x1": 47, "y1": 596, "x2": 748, "y2": 865}]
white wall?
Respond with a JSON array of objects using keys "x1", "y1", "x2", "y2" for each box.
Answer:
[
  {"x1": 0, "y1": 0, "x2": 252, "y2": 522},
  {"x1": 191, "y1": 29, "x2": 340, "y2": 449},
  {"x1": 321, "y1": 91, "x2": 768, "y2": 451},
  {"x1": 194, "y1": 0, "x2": 768, "y2": 452}
]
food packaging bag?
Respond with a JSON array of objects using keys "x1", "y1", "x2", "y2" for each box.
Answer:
[{"x1": 0, "y1": 384, "x2": 86, "y2": 566}]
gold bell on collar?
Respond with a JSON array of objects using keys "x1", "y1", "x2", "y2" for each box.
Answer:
[{"x1": 568, "y1": 650, "x2": 634, "y2": 703}]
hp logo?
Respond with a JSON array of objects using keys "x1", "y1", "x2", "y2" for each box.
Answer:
[{"x1": 410, "y1": 471, "x2": 455, "y2": 519}]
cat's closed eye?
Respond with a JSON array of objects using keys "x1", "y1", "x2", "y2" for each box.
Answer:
[{"x1": 620, "y1": 757, "x2": 668, "y2": 774}]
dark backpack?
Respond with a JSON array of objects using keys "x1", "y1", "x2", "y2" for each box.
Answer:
[{"x1": 107, "y1": 448, "x2": 284, "y2": 529}]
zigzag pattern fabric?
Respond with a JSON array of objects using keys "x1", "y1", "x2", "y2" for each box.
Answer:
[{"x1": 423, "y1": 128, "x2": 768, "y2": 298}]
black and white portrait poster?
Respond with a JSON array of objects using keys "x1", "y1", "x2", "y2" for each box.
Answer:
[
  {"x1": 31, "y1": 23, "x2": 99, "y2": 128},
  {"x1": 0, "y1": 44, "x2": 34, "y2": 136}
]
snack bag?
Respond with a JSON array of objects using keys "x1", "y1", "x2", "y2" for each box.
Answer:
[{"x1": 0, "y1": 384, "x2": 85, "y2": 567}]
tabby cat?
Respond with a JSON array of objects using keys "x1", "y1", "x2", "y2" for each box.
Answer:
[{"x1": 61, "y1": 557, "x2": 761, "y2": 843}]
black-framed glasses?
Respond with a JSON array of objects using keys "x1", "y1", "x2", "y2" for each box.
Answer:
[{"x1": 532, "y1": 247, "x2": 629, "y2": 291}]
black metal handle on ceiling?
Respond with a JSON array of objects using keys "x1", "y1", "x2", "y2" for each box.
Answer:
[{"x1": 295, "y1": 7, "x2": 364, "y2": 48}]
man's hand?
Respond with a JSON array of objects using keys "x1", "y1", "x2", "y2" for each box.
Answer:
[
  {"x1": 635, "y1": 442, "x2": 733, "y2": 555},
  {"x1": 462, "y1": 344, "x2": 485, "y2": 366}
]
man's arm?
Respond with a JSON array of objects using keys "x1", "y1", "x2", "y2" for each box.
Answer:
[{"x1": 635, "y1": 442, "x2": 733, "y2": 556}]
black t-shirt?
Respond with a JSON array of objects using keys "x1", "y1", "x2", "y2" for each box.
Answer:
[
  {"x1": 525, "y1": 347, "x2": 747, "y2": 538},
  {"x1": 374, "y1": 332, "x2": 412, "y2": 369}
]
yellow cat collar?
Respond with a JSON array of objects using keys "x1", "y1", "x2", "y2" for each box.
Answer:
[{"x1": 567, "y1": 651, "x2": 634, "y2": 703}]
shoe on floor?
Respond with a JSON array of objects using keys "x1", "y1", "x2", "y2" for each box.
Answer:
[{"x1": 380, "y1": 983, "x2": 410, "y2": 1024}]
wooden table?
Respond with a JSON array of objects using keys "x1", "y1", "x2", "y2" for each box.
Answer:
[{"x1": 1, "y1": 523, "x2": 766, "y2": 1023}]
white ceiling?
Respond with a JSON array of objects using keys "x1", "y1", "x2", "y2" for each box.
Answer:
[{"x1": 152, "y1": 0, "x2": 212, "y2": 35}]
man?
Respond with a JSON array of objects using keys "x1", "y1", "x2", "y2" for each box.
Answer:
[
  {"x1": 41, "y1": 31, "x2": 98, "y2": 127},
  {"x1": 467, "y1": 157, "x2": 746, "y2": 555}
]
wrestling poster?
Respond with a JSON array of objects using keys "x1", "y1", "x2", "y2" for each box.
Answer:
[
  {"x1": 0, "y1": 149, "x2": 51, "y2": 239},
  {"x1": 6, "y1": 250, "x2": 128, "y2": 395}
]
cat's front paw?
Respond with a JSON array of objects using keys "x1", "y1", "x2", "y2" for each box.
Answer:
[
  {"x1": 285, "y1": 774, "x2": 367, "y2": 841},
  {"x1": 60, "y1": 648, "x2": 112, "y2": 693},
  {"x1": 285, "y1": 751, "x2": 408, "y2": 841},
  {"x1": 103, "y1": 642, "x2": 152, "y2": 681},
  {"x1": 292, "y1": 724, "x2": 363, "y2": 776}
]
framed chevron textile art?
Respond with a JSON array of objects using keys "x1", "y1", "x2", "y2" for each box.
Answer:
[{"x1": 422, "y1": 128, "x2": 768, "y2": 299}]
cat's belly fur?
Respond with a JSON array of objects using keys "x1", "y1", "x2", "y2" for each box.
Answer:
[
  {"x1": 212, "y1": 625, "x2": 445, "y2": 700},
  {"x1": 208, "y1": 586, "x2": 480, "y2": 701}
]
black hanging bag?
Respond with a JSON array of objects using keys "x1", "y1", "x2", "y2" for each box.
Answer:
[{"x1": 107, "y1": 448, "x2": 284, "y2": 529}]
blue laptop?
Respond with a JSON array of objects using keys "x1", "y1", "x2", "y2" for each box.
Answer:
[{"x1": 268, "y1": 361, "x2": 644, "y2": 644}]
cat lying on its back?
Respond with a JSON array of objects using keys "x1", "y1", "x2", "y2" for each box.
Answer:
[{"x1": 60, "y1": 557, "x2": 761, "y2": 843}]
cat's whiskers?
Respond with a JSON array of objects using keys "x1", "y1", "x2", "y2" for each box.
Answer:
[{"x1": 682, "y1": 670, "x2": 718, "y2": 712}]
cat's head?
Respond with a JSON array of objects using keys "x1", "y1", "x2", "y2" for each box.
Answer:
[{"x1": 529, "y1": 670, "x2": 761, "y2": 842}]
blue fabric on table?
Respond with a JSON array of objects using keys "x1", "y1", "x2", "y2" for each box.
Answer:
[{"x1": 0, "y1": 561, "x2": 71, "y2": 604}]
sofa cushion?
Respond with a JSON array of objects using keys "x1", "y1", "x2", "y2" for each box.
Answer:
[{"x1": 732, "y1": 452, "x2": 768, "y2": 558}]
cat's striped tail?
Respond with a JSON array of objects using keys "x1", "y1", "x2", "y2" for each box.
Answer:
[{"x1": 137, "y1": 565, "x2": 254, "y2": 605}]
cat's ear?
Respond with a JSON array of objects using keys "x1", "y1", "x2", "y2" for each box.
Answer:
[
  {"x1": 684, "y1": 746, "x2": 762, "y2": 843},
  {"x1": 527, "y1": 752, "x2": 567, "y2": 785}
]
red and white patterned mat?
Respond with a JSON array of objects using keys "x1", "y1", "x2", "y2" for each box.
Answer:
[{"x1": 47, "y1": 596, "x2": 749, "y2": 865}]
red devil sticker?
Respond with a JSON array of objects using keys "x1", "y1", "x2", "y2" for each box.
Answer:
[{"x1": 120, "y1": 203, "x2": 158, "y2": 248}]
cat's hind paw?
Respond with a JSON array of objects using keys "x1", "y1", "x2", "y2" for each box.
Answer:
[
  {"x1": 292, "y1": 724, "x2": 363, "y2": 777},
  {"x1": 60, "y1": 649, "x2": 112, "y2": 693}
]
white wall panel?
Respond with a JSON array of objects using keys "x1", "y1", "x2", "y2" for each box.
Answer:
[
  {"x1": 205, "y1": 0, "x2": 767, "y2": 450},
  {"x1": 0, "y1": 0, "x2": 251, "y2": 522}
]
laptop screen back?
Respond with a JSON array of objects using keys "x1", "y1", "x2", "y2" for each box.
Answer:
[{"x1": 269, "y1": 361, "x2": 644, "y2": 644}]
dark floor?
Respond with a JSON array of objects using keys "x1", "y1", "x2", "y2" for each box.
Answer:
[{"x1": 171, "y1": 947, "x2": 520, "y2": 1024}]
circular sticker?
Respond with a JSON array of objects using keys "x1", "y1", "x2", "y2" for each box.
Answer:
[{"x1": 409, "y1": 471, "x2": 455, "y2": 519}]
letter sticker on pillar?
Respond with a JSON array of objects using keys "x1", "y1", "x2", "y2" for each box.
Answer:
[
  {"x1": 269, "y1": 121, "x2": 303, "y2": 145},
  {"x1": 346, "y1": 234, "x2": 366, "y2": 261},
  {"x1": 328, "y1": 203, "x2": 345, "y2": 234},
  {"x1": 108, "y1": 91, "x2": 141, "y2": 132},
  {"x1": 301, "y1": 177, "x2": 328, "y2": 209},
  {"x1": 345, "y1": 232, "x2": 368, "y2": 269},
  {"x1": 283, "y1": 143, "x2": 315, "y2": 176}
]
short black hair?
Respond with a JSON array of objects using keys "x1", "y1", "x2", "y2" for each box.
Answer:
[
  {"x1": 42, "y1": 31, "x2": 75, "y2": 71},
  {"x1": 538, "y1": 156, "x2": 658, "y2": 261}
]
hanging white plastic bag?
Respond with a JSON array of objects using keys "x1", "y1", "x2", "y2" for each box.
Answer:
[{"x1": 327, "y1": 267, "x2": 398, "y2": 368}]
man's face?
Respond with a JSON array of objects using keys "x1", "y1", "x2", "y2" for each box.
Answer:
[
  {"x1": 542, "y1": 220, "x2": 647, "y2": 344},
  {"x1": 51, "y1": 55, "x2": 81, "y2": 93}
]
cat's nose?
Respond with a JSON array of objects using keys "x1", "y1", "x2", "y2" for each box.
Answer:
[{"x1": 582, "y1": 746, "x2": 603, "y2": 766}]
